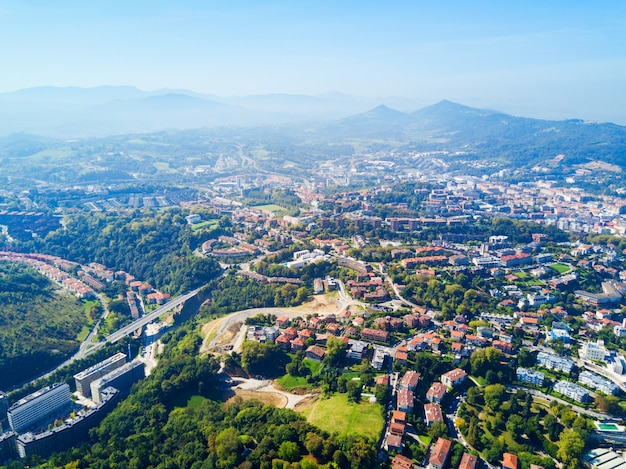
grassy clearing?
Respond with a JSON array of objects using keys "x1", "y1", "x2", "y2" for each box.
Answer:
[
  {"x1": 299, "y1": 393, "x2": 384, "y2": 439},
  {"x1": 550, "y1": 263, "x2": 571, "y2": 274},
  {"x1": 191, "y1": 220, "x2": 219, "y2": 232},
  {"x1": 76, "y1": 324, "x2": 91, "y2": 342},
  {"x1": 253, "y1": 204, "x2": 290, "y2": 216},
  {"x1": 418, "y1": 435, "x2": 432, "y2": 446},
  {"x1": 277, "y1": 374, "x2": 312, "y2": 391}
]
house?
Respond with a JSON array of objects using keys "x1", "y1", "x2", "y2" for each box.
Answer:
[
  {"x1": 399, "y1": 371, "x2": 420, "y2": 391},
  {"x1": 428, "y1": 438, "x2": 452, "y2": 469},
  {"x1": 426, "y1": 382, "x2": 447, "y2": 403},
  {"x1": 397, "y1": 389, "x2": 414, "y2": 413},
  {"x1": 361, "y1": 327, "x2": 389, "y2": 343},
  {"x1": 492, "y1": 340, "x2": 514, "y2": 354},
  {"x1": 392, "y1": 410, "x2": 407, "y2": 424},
  {"x1": 347, "y1": 340, "x2": 368, "y2": 360},
  {"x1": 391, "y1": 454, "x2": 415, "y2": 469},
  {"x1": 276, "y1": 315, "x2": 290, "y2": 327},
  {"x1": 503, "y1": 453, "x2": 518, "y2": 469},
  {"x1": 275, "y1": 334, "x2": 291, "y2": 351},
  {"x1": 395, "y1": 351, "x2": 408, "y2": 363},
  {"x1": 386, "y1": 433, "x2": 403, "y2": 452},
  {"x1": 291, "y1": 337, "x2": 306, "y2": 351},
  {"x1": 375, "y1": 374, "x2": 390, "y2": 387},
  {"x1": 458, "y1": 453, "x2": 478, "y2": 469},
  {"x1": 283, "y1": 327, "x2": 298, "y2": 340},
  {"x1": 306, "y1": 345, "x2": 326, "y2": 362},
  {"x1": 441, "y1": 368, "x2": 467, "y2": 388},
  {"x1": 424, "y1": 403, "x2": 444, "y2": 426}
]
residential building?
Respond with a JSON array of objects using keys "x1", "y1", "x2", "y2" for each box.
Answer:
[
  {"x1": 90, "y1": 360, "x2": 145, "y2": 404},
  {"x1": 7, "y1": 383, "x2": 71, "y2": 433},
  {"x1": 536, "y1": 352, "x2": 574, "y2": 373},
  {"x1": 441, "y1": 368, "x2": 467, "y2": 388},
  {"x1": 15, "y1": 387, "x2": 119, "y2": 460},
  {"x1": 553, "y1": 380, "x2": 591, "y2": 403},
  {"x1": 372, "y1": 347, "x2": 388, "y2": 370},
  {"x1": 579, "y1": 340, "x2": 607, "y2": 361},
  {"x1": 361, "y1": 328, "x2": 389, "y2": 343},
  {"x1": 74, "y1": 353, "x2": 127, "y2": 399},
  {"x1": 305, "y1": 345, "x2": 326, "y2": 362},
  {"x1": 399, "y1": 371, "x2": 420, "y2": 391},
  {"x1": 503, "y1": 453, "x2": 518, "y2": 469},
  {"x1": 397, "y1": 389, "x2": 414, "y2": 413},
  {"x1": 424, "y1": 403, "x2": 444, "y2": 426},
  {"x1": 346, "y1": 340, "x2": 368, "y2": 360},
  {"x1": 426, "y1": 382, "x2": 447, "y2": 403},
  {"x1": 578, "y1": 371, "x2": 620, "y2": 395},
  {"x1": 391, "y1": 454, "x2": 415, "y2": 469},
  {"x1": 428, "y1": 438, "x2": 452, "y2": 469},
  {"x1": 458, "y1": 453, "x2": 478, "y2": 469},
  {"x1": 516, "y1": 368, "x2": 545, "y2": 386}
]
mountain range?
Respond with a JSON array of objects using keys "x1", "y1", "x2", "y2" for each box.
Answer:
[
  {"x1": 0, "y1": 86, "x2": 426, "y2": 137},
  {"x1": 1, "y1": 86, "x2": 625, "y2": 172}
]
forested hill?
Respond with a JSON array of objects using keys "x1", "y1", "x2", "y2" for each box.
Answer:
[
  {"x1": 26, "y1": 209, "x2": 222, "y2": 295},
  {"x1": 0, "y1": 263, "x2": 86, "y2": 388}
]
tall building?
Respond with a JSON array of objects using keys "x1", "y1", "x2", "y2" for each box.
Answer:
[
  {"x1": 74, "y1": 352, "x2": 127, "y2": 398},
  {"x1": 90, "y1": 360, "x2": 145, "y2": 403},
  {"x1": 7, "y1": 383, "x2": 71, "y2": 433}
]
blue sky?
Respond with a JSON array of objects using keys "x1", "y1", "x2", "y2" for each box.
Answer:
[{"x1": 1, "y1": 1, "x2": 626, "y2": 123}]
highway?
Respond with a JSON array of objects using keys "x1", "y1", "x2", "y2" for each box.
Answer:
[
  {"x1": 104, "y1": 289, "x2": 199, "y2": 344},
  {"x1": 76, "y1": 289, "x2": 200, "y2": 359}
]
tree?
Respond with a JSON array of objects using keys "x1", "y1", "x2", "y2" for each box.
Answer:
[
  {"x1": 346, "y1": 380, "x2": 362, "y2": 403},
  {"x1": 278, "y1": 441, "x2": 300, "y2": 463},
  {"x1": 428, "y1": 421, "x2": 448, "y2": 440},
  {"x1": 374, "y1": 384, "x2": 391, "y2": 405},
  {"x1": 483, "y1": 384, "x2": 506, "y2": 411},
  {"x1": 595, "y1": 394, "x2": 623, "y2": 414},
  {"x1": 215, "y1": 427, "x2": 242, "y2": 469},
  {"x1": 506, "y1": 415, "x2": 525, "y2": 439},
  {"x1": 323, "y1": 336, "x2": 348, "y2": 368},
  {"x1": 556, "y1": 430, "x2": 585, "y2": 466}
]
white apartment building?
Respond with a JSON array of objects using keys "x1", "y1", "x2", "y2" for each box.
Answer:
[
  {"x1": 579, "y1": 340, "x2": 607, "y2": 362},
  {"x1": 516, "y1": 367, "x2": 545, "y2": 386},
  {"x1": 7, "y1": 383, "x2": 71, "y2": 433}
]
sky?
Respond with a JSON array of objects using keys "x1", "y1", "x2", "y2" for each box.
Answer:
[{"x1": 1, "y1": 0, "x2": 626, "y2": 123}]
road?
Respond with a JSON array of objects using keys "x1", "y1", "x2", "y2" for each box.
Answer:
[
  {"x1": 77, "y1": 289, "x2": 199, "y2": 359},
  {"x1": 507, "y1": 384, "x2": 613, "y2": 420},
  {"x1": 203, "y1": 305, "x2": 341, "y2": 353}
]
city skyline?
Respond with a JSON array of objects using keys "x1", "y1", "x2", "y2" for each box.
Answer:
[{"x1": 1, "y1": 1, "x2": 626, "y2": 124}]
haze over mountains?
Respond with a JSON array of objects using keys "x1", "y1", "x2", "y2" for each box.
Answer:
[
  {"x1": 1, "y1": 86, "x2": 626, "y2": 173},
  {"x1": 0, "y1": 86, "x2": 430, "y2": 138}
]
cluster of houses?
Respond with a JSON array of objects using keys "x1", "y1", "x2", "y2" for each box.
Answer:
[
  {"x1": 382, "y1": 368, "x2": 468, "y2": 454},
  {"x1": 0, "y1": 252, "x2": 170, "y2": 320}
]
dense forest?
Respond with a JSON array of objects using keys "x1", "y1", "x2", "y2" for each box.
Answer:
[
  {"x1": 22, "y1": 326, "x2": 377, "y2": 469},
  {"x1": 25, "y1": 209, "x2": 222, "y2": 295},
  {"x1": 0, "y1": 262, "x2": 87, "y2": 389}
]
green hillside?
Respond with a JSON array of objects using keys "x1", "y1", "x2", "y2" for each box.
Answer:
[{"x1": 0, "y1": 262, "x2": 87, "y2": 389}]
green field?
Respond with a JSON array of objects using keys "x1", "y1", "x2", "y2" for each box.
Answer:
[
  {"x1": 253, "y1": 204, "x2": 290, "y2": 216},
  {"x1": 277, "y1": 374, "x2": 312, "y2": 391},
  {"x1": 550, "y1": 263, "x2": 571, "y2": 274},
  {"x1": 191, "y1": 220, "x2": 219, "y2": 232},
  {"x1": 299, "y1": 393, "x2": 384, "y2": 439}
]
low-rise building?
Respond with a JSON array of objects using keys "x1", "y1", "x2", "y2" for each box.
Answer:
[
  {"x1": 553, "y1": 380, "x2": 591, "y2": 403},
  {"x1": 428, "y1": 438, "x2": 452, "y2": 469},
  {"x1": 578, "y1": 370, "x2": 620, "y2": 395},
  {"x1": 516, "y1": 368, "x2": 545, "y2": 386},
  {"x1": 424, "y1": 403, "x2": 444, "y2": 426},
  {"x1": 426, "y1": 382, "x2": 447, "y2": 403},
  {"x1": 441, "y1": 368, "x2": 467, "y2": 388},
  {"x1": 536, "y1": 351, "x2": 575, "y2": 373}
]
